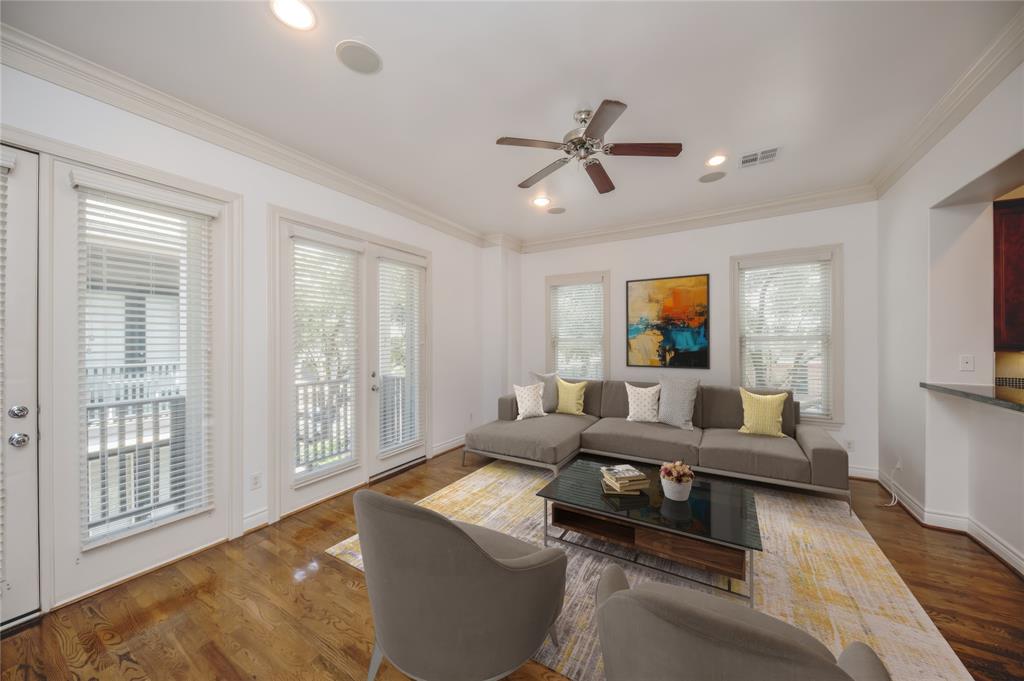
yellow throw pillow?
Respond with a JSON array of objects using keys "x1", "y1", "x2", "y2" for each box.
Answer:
[
  {"x1": 556, "y1": 378, "x2": 587, "y2": 415},
  {"x1": 739, "y1": 387, "x2": 787, "y2": 437}
]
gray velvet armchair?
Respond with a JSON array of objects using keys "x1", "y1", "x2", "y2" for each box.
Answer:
[
  {"x1": 353, "y1": 490, "x2": 567, "y2": 681},
  {"x1": 595, "y1": 564, "x2": 891, "y2": 681}
]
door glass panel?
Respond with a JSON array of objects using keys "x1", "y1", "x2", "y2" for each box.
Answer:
[
  {"x1": 292, "y1": 239, "x2": 359, "y2": 479},
  {"x1": 377, "y1": 259, "x2": 423, "y2": 454}
]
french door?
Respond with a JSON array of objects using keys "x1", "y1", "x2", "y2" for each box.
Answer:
[
  {"x1": 0, "y1": 145, "x2": 40, "y2": 625},
  {"x1": 277, "y1": 217, "x2": 427, "y2": 515}
]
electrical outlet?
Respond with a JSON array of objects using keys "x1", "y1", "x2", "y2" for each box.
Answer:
[
  {"x1": 959, "y1": 354, "x2": 975, "y2": 372},
  {"x1": 895, "y1": 458, "x2": 903, "y2": 471},
  {"x1": 249, "y1": 473, "x2": 262, "y2": 491},
  {"x1": 845, "y1": 439, "x2": 855, "y2": 452}
]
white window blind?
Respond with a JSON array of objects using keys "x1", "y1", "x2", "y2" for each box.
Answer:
[
  {"x1": 737, "y1": 254, "x2": 834, "y2": 420},
  {"x1": 549, "y1": 278, "x2": 607, "y2": 380},
  {"x1": 292, "y1": 239, "x2": 359, "y2": 479},
  {"x1": 78, "y1": 188, "x2": 212, "y2": 545},
  {"x1": 378, "y1": 258, "x2": 424, "y2": 454}
]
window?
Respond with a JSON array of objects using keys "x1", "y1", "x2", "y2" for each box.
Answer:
[
  {"x1": 78, "y1": 187, "x2": 213, "y2": 544},
  {"x1": 546, "y1": 271, "x2": 610, "y2": 380},
  {"x1": 377, "y1": 258, "x2": 424, "y2": 453},
  {"x1": 732, "y1": 246, "x2": 843, "y2": 424},
  {"x1": 292, "y1": 239, "x2": 360, "y2": 480}
]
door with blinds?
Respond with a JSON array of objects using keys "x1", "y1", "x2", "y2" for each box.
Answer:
[
  {"x1": 277, "y1": 220, "x2": 427, "y2": 513},
  {"x1": 0, "y1": 146, "x2": 40, "y2": 626},
  {"x1": 366, "y1": 250, "x2": 426, "y2": 478}
]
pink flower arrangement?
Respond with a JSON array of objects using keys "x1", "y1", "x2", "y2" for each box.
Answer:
[{"x1": 659, "y1": 461, "x2": 694, "y2": 484}]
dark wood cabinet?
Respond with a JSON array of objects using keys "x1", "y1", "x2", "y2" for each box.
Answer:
[{"x1": 995, "y1": 198, "x2": 1024, "y2": 351}]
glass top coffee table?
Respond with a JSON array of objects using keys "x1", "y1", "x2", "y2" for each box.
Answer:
[{"x1": 536, "y1": 454, "x2": 762, "y2": 603}]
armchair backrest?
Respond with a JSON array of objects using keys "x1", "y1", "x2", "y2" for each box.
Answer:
[{"x1": 354, "y1": 490, "x2": 560, "y2": 680}]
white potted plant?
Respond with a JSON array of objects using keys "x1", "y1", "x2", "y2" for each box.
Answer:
[{"x1": 659, "y1": 461, "x2": 695, "y2": 502}]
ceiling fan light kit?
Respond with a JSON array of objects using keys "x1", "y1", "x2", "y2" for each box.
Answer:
[{"x1": 496, "y1": 99, "x2": 683, "y2": 195}]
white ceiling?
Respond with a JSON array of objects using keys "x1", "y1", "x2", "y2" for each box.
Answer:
[{"x1": 3, "y1": 1, "x2": 1021, "y2": 244}]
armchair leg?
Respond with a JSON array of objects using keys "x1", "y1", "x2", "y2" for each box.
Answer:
[
  {"x1": 461, "y1": 448, "x2": 467, "y2": 467},
  {"x1": 367, "y1": 643, "x2": 384, "y2": 681}
]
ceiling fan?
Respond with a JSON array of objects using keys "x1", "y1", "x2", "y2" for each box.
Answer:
[{"x1": 496, "y1": 99, "x2": 682, "y2": 195}]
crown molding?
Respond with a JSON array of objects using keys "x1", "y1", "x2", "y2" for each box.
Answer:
[
  {"x1": 518, "y1": 184, "x2": 877, "y2": 253},
  {"x1": 0, "y1": 24, "x2": 487, "y2": 247},
  {"x1": 871, "y1": 6, "x2": 1024, "y2": 197},
  {"x1": 482, "y1": 233, "x2": 523, "y2": 252}
]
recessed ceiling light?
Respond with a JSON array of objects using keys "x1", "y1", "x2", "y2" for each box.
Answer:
[
  {"x1": 336, "y1": 40, "x2": 383, "y2": 75},
  {"x1": 706, "y1": 154, "x2": 727, "y2": 167},
  {"x1": 532, "y1": 196, "x2": 551, "y2": 207},
  {"x1": 547, "y1": 207, "x2": 566, "y2": 215},
  {"x1": 271, "y1": 0, "x2": 316, "y2": 30},
  {"x1": 699, "y1": 171, "x2": 727, "y2": 183}
]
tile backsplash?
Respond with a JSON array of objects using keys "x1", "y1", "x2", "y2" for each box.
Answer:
[{"x1": 995, "y1": 351, "x2": 1024, "y2": 379}]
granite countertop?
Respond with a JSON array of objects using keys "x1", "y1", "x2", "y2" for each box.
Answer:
[{"x1": 919, "y1": 382, "x2": 1024, "y2": 413}]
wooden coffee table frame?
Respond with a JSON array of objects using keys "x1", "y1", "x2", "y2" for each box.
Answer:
[{"x1": 542, "y1": 499, "x2": 756, "y2": 606}]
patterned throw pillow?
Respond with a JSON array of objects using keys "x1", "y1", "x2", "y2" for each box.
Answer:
[
  {"x1": 625, "y1": 382, "x2": 661, "y2": 423},
  {"x1": 739, "y1": 387, "x2": 787, "y2": 437},
  {"x1": 514, "y1": 383, "x2": 546, "y2": 420},
  {"x1": 556, "y1": 377, "x2": 587, "y2": 415},
  {"x1": 530, "y1": 371, "x2": 559, "y2": 413},
  {"x1": 658, "y1": 377, "x2": 700, "y2": 430}
]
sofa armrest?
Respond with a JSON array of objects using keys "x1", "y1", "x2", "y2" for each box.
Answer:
[
  {"x1": 498, "y1": 393, "x2": 519, "y2": 421},
  {"x1": 795, "y1": 424, "x2": 848, "y2": 490}
]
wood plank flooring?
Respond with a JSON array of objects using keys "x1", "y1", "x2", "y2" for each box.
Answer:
[{"x1": 3, "y1": 451, "x2": 1022, "y2": 681}]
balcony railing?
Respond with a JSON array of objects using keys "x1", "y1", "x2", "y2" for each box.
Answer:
[
  {"x1": 295, "y1": 377, "x2": 354, "y2": 475},
  {"x1": 84, "y1": 364, "x2": 190, "y2": 535}
]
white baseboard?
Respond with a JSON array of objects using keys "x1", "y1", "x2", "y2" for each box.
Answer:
[
  {"x1": 968, "y1": 518, "x2": 1024, "y2": 578},
  {"x1": 432, "y1": 435, "x2": 464, "y2": 457},
  {"x1": 243, "y1": 508, "x2": 268, "y2": 532},
  {"x1": 848, "y1": 465, "x2": 878, "y2": 480},
  {"x1": 923, "y1": 507, "x2": 970, "y2": 532},
  {"x1": 878, "y1": 473, "x2": 927, "y2": 523}
]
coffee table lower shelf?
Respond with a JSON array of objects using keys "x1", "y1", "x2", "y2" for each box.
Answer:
[{"x1": 542, "y1": 500, "x2": 755, "y2": 606}]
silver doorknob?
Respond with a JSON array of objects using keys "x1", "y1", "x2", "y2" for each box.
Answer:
[
  {"x1": 8, "y1": 433, "x2": 30, "y2": 447},
  {"x1": 370, "y1": 384, "x2": 379, "y2": 392},
  {"x1": 7, "y1": 405, "x2": 29, "y2": 419}
]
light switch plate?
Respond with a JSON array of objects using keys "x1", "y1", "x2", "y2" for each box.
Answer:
[{"x1": 959, "y1": 354, "x2": 975, "y2": 372}]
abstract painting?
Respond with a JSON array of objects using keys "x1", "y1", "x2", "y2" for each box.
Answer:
[{"x1": 627, "y1": 274, "x2": 709, "y2": 368}]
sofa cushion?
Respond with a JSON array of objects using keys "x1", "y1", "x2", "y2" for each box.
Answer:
[
  {"x1": 699, "y1": 385, "x2": 796, "y2": 437},
  {"x1": 465, "y1": 413, "x2": 597, "y2": 465},
  {"x1": 560, "y1": 377, "x2": 603, "y2": 417},
  {"x1": 698, "y1": 428, "x2": 810, "y2": 483},
  {"x1": 581, "y1": 417, "x2": 701, "y2": 464}
]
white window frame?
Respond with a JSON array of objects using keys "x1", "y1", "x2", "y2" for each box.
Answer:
[
  {"x1": 545, "y1": 270, "x2": 611, "y2": 380},
  {"x1": 730, "y1": 245, "x2": 844, "y2": 426}
]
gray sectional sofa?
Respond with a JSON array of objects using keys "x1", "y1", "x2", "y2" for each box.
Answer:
[{"x1": 465, "y1": 380, "x2": 851, "y2": 506}]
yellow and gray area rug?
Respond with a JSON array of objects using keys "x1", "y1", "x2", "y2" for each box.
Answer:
[{"x1": 327, "y1": 460, "x2": 970, "y2": 681}]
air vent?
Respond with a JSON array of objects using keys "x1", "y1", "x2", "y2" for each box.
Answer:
[{"x1": 740, "y1": 147, "x2": 780, "y2": 168}]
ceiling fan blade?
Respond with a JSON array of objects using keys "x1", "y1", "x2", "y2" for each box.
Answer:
[
  {"x1": 497, "y1": 137, "x2": 565, "y2": 150},
  {"x1": 605, "y1": 142, "x2": 683, "y2": 157},
  {"x1": 518, "y1": 157, "x2": 570, "y2": 188},
  {"x1": 584, "y1": 159, "x2": 615, "y2": 194},
  {"x1": 583, "y1": 99, "x2": 627, "y2": 140}
]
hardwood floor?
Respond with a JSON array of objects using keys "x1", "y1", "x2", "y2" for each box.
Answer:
[{"x1": 3, "y1": 451, "x2": 1022, "y2": 681}]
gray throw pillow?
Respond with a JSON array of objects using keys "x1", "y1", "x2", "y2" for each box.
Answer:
[
  {"x1": 658, "y1": 377, "x2": 700, "y2": 430},
  {"x1": 530, "y1": 371, "x2": 558, "y2": 413}
]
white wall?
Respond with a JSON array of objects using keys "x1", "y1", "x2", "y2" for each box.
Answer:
[
  {"x1": 518, "y1": 201, "x2": 881, "y2": 476},
  {"x1": 877, "y1": 63, "x2": 1024, "y2": 505},
  {"x1": 2, "y1": 67, "x2": 484, "y2": 557}
]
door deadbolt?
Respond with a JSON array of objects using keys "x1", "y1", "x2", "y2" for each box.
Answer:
[
  {"x1": 8, "y1": 433, "x2": 30, "y2": 447},
  {"x1": 7, "y1": 405, "x2": 29, "y2": 419}
]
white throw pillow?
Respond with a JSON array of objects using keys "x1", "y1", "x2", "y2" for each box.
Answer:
[
  {"x1": 658, "y1": 377, "x2": 700, "y2": 430},
  {"x1": 625, "y1": 382, "x2": 661, "y2": 423},
  {"x1": 514, "y1": 383, "x2": 546, "y2": 420}
]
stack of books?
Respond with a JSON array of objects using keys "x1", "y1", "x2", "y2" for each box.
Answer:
[{"x1": 600, "y1": 464, "x2": 650, "y2": 496}]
